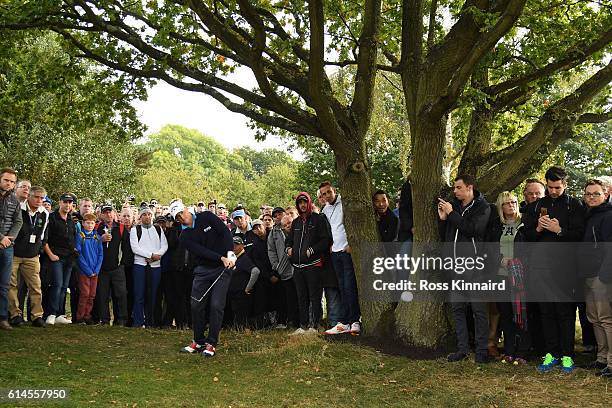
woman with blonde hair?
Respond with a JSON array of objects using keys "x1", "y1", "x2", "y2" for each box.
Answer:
[
  {"x1": 491, "y1": 191, "x2": 531, "y2": 365},
  {"x1": 487, "y1": 191, "x2": 530, "y2": 364}
]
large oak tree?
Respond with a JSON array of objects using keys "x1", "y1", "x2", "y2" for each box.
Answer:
[{"x1": 1, "y1": 0, "x2": 609, "y2": 346}]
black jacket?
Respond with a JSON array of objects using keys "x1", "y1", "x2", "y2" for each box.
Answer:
[
  {"x1": 166, "y1": 225, "x2": 196, "y2": 273},
  {"x1": 97, "y1": 222, "x2": 124, "y2": 271},
  {"x1": 179, "y1": 211, "x2": 233, "y2": 269},
  {"x1": 522, "y1": 193, "x2": 585, "y2": 243},
  {"x1": 286, "y1": 212, "x2": 330, "y2": 268},
  {"x1": 246, "y1": 232, "x2": 273, "y2": 281},
  {"x1": 577, "y1": 202, "x2": 612, "y2": 282},
  {"x1": 397, "y1": 179, "x2": 414, "y2": 241},
  {"x1": 484, "y1": 208, "x2": 528, "y2": 274},
  {"x1": 438, "y1": 190, "x2": 491, "y2": 257},
  {"x1": 46, "y1": 211, "x2": 76, "y2": 259},
  {"x1": 377, "y1": 209, "x2": 398, "y2": 242},
  {"x1": 120, "y1": 225, "x2": 134, "y2": 267},
  {"x1": 229, "y1": 252, "x2": 257, "y2": 293},
  {"x1": 14, "y1": 207, "x2": 48, "y2": 258},
  {"x1": 521, "y1": 193, "x2": 585, "y2": 296}
]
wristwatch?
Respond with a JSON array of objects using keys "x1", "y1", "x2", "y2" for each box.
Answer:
[{"x1": 556, "y1": 228, "x2": 563, "y2": 237}]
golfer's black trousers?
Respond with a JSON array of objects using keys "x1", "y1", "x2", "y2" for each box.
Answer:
[{"x1": 191, "y1": 265, "x2": 231, "y2": 346}]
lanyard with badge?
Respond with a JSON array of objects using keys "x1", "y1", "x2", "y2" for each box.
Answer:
[{"x1": 29, "y1": 212, "x2": 40, "y2": 244}]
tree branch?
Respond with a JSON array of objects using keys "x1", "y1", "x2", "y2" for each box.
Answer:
[
  {"x1": 350, "y1": 0, "x2": 382, "y2": 131},
  {"x1": 481, "y1": 60, "x2": 612, "y2": 171},
  {"x1": 441, "y1": 0, "x2": 526, "y2": 112},
  {"x1": 400, "y1": 0, "x2": 423, "y2": 119},
  {"x1": 426, "y1": 0, "x2": 438, "y2": 51},
  {"x1": 578, "y1": 111, "x2": 612, "y2": 124},
  {"x1": 56, "y1": 29, "x2": 313, "y2": 136},
  {"x1": 307, "y1": 0, "x2": 338, "y2": 145},
  {"x1": 486, "y1": 28, "x2": 612, "y2": 96}
]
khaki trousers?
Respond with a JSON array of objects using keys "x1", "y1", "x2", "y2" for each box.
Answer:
[{"x1": 8, "y1": 256, "x2": 43, "y2": 319}]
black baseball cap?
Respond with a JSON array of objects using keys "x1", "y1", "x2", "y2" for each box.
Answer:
[
  {"x1": 59, "y1": 192, "x2": 77, "y2": 202},
  {"x1": 272, "y1": 207, "x2": 285, "y2": 216},
  {"x1": 232, "y1": 236, "x2": 244, "y2": 245},
  {"x1": 101, "y1": 204, "x2": 113, "y2": 212}
]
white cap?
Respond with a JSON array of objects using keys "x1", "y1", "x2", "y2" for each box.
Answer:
[{"x1": 169, "y1": 200, "x2": 185, "y2": 219}]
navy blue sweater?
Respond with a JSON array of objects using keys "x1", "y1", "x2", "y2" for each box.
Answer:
[{"x1": 179, "y1": 211, "x2": 233, "y2": 269}]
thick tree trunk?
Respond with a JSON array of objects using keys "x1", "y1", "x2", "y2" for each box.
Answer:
[
  {"x1": 332, "y1": 134, "x2": 397, "y2": 337},
  {"x1": 393, "y1": 114, "x2": 453, "y2": 347},
  {"x1": 458, "y1": 105, "x2": 494, "y2": 178}
]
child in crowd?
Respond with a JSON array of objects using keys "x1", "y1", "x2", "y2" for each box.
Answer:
[{"x1": 75, "y1": 213, "x2": 103, "y2": 324}]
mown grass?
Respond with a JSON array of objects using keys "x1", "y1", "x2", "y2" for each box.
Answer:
[{"x1": 1, "y1": 325, "x2": 610, "y2": 407}]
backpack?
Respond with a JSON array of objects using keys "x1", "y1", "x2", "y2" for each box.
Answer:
[{"x1": 136, "y1": 224, "x2": 162, "y2": 241}]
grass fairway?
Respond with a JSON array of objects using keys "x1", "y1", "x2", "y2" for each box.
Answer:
[{"x1": 1, "y1": 325, "x2": 609, "y2": 407}]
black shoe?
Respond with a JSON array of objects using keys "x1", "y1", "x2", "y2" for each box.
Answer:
[
  {"x1": 475, "y1": 353, "x2": 491, "y2": 364},
  {"x1": 85, "y1": 319, "x2": 97, "y2": 325},
  {"x1": 447, "y1": 351, "x2": 468, "y2": 362},
  {"x1": 9, "y1": 315, "x2": 25, "y2": 327},
  {"x1": 587, "y1": 361, "x2": 608, "y2": 370},
  {"x1": 113, "y1": 320, "x2": 126, "y2": 327},
  {"x1": 596, "y1": 367, "x2": 611, "y2": 378},
  {"x1": 581, "y1": 345, "x2": 596, "y2": 354},
  {"x1": 31, "y1": 317, "x2": 46, "y2": 328}
]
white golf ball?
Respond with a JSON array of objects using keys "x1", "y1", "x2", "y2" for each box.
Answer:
[{"x1": 400, "y1": 291, "x2": 413, "y2": 302}]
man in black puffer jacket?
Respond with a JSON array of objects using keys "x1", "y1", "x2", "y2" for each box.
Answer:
[
  {"x1": 285, "y1": 192, "x2": 331, "y2": 333},
  {"x1": 438, "y1": 174, "x2": 491, "y2": 364}
]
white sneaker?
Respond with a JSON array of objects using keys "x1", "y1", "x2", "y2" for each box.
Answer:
[
  {"x1": 55, "y1": 315, "x2": 72, "y2": 324},
  {"x1": 350, "y1": 321, "x2": 361, "y2": 335},
  {"x1": 325, "y1": 323, "x2": 350, "y2": 335},
  {"x1": 289, "y1": 328, "x2": 306, "y2": 336},
  {"x1": 306, "y1": 328, "x2": 318, "y2": 335},
  {"x1": 46, "y1": 315, "x2": 56, "y2": 325},
  {"x1": 180, "y1": 341, "x2": 204, "y2": 354},
  {"x1": 275, "y1": 324, "x2": 287, "y2": 329}
]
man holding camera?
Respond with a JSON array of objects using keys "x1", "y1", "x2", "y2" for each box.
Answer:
[{"x1": 522, "y1": 166, "x2": 585, "y2": 373}]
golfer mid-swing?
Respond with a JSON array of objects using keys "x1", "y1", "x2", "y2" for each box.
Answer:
[{"x1": 171, "y1": 200, "x2": 235, "y2": 357}]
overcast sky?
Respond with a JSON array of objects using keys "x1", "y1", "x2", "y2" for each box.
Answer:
[{"x1": 132, "y1": 69, "x2": 293, "y2": 153}]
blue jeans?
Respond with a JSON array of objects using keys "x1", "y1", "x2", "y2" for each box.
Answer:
[
  {"x1": 331, "y1": 252, "x2": 361, "y2": 324},
  {"x1": 132, "y1": 264, "x2": 161, "y2": 327},
  {"x1": 0, "y1": 247, "x2": 15, "y2": 320},
  {"x1": 48, "y1": 257, "x2": 73, "y2": 317},
  {"x1": 325, "y1": 287, "x2": 342, "y2": 327}
]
